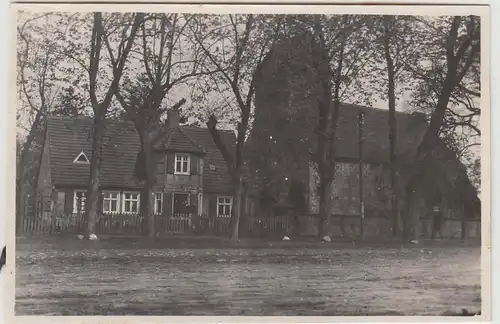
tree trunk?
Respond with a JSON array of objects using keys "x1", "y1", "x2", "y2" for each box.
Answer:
[
  {"x1": 402, "y1": 84, "x2": 454, "y2": 241},
  {"x1": 140, "y1": 182, "x2": 155, "y2": 238},
  {"x1": 404, "y1": 190, "x2": 425, "y2": 240},
  {"x1": 382, "y1": 16, "x2": 400, "y2": 236},
  {"x1": 317, "y1": 176, "x2": 333, "y2": 239},
  {"x1": 207, "y1": 114, "x2": 246, "y2": 242},
  {"x1": 239, "y1": 183, "x2": 249, "y2": 237},
  {"x1": 141, "y1": 136, "x2": 156, "y2": 238},
  {"x1": 402, "y1": 17, "x2": 479, "y2": 241},
  {"x1": 16, "y1": 147, "x2": 28, "y2": 233},
  {"x1": 84, "y1": 111, "x2": 106, "y2": 237},
  {"x1": 311, "y1": 16, "x2": 345, "y2": 241},
  {"x1": 32, "y1": 128, "x2": 46, "y2": 199},
  {"x1": 82, "y1": 12, "x2": 143, "y2": 238},
  {"x1": 402, "y1": 125, "x2": 446, "y2": 241},
  {"x1": 228, "y1": 174, "x2": 243, "y2": 242},
  {"x1": 16, "y1": 110, "x2": 45, "y2": 232}
]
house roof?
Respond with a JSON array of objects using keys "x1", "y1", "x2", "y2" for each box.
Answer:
[
  {"x1": 327, "y1": 104, "x2": 428, "y2": 164},
  {"x1": 249, "y1": 100, "x2": 430, "y2": 165},
  {"x1": 181, "y1": 126, "x2": 236, "y2": 193},
  {"x1": 45, "y1": 116, "x2": 235, "y2": 193},
  {"x1": 155, "y1": 126, "x2": 206, "y2": 155}
]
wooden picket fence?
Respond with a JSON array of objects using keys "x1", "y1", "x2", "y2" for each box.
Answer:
[
  {"x1": 19, "y1": 211, "x2": 294, "y2": 238},
  {"x1": 155, "y1": 214, "x2": 192, "y2": 234},
  {"x1": 20, "y1": 213, "x2": 145, "y2": 235},
  {"x1": 244, "y1": 215, "x2": 292, "y2": 238}
]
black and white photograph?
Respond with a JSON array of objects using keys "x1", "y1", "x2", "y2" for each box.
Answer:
[{"x1": 4, "y1": 2, "x2": 490, "y2": 319}]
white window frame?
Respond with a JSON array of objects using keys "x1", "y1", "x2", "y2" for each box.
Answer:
[
  {"x1": 172, "y1": 192, "x2": 191, "y2": 214},
  {"x1": 174, "y1": 154, "x2": 190, "y2": 175},
  {"x1": 154, "y1": 192, "x2": 163, "y2": 215},
  {"x1": 72, "y1": 190, "x2": 87, "y2": 213},
  {"x1": 122, "y1": 191, "x2": 140, "y2": 214},
  {"x1": 102, "y1": 191, "x2": 121, "y2": 214},
  {"x1": 217, "y1": 196, "x2": 233, "y2": 218},
  {"x1": 73, "y1": 151, "x2": 90, "y2": 164}
]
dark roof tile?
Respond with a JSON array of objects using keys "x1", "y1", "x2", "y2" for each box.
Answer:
[{"x1": 160, "y1": 127, "x2": 206, "y2": 154}]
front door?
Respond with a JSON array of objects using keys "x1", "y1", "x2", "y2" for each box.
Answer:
[
  {"x1": 173, "y1": 193, "x2": 190, "y2": 215},
  {"x1": 170, "y1": 193, "x2": 191, "y2": 233}
]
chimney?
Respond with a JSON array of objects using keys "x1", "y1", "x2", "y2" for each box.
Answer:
[{"x1": 167, "y1": 109, "x2": 180, "y2": 128}]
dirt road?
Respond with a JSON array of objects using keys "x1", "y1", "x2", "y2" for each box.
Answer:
[{"x1": 15, "y1": 237, "x2": 481, "y2": 315}]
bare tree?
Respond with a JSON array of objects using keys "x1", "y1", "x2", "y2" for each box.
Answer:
[
  {"x1": 111, "y1": 13, "x2": 214, "y2": 237},
  {"x1": 368, "y1": 15, "x2": 418, "y2": 236},
  {"x1": 402, "y1": 16, "x2": 480, "y2": 241},
  {"x1": 16, "y1": 12, "x2": 66, "y2": 231},
  {"x1": 287, "y1": 14, "x2": 376, "y2": 239},
  {"x1": 190, "y1": 14, "x2": 279, "y2": 241},
  {"x1": 309, "y1": 15, "x2": 344, "y2": 240},
  {"x1": 81, "y1": 12, "x2": 144, "y2": 237},
  {"x1": 381, "y1": 16, "x2": 400, "y2": 236}
]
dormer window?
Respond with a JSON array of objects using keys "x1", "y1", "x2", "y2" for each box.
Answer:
[
  {"x1": 73, "y1": 151, "x2": 90, "y2": 164},
  {"x1": 174, "y1": 154, "x2": 190, "y2": 175}
]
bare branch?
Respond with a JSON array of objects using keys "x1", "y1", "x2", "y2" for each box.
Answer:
[
  {"x1": 457, "y1": 83, "x2": 480, "y2": 97},
  {"x1": 89, "y1": 12, "x2": 104, "y2": 109},
  {"x1": 141, "y1": 19, "x2": 155, "y2": 84},
  {"x1": 17, "y1": 26, "x2": 39, "y2": 114}
]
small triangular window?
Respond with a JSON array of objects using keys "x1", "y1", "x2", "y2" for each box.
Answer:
[{"x1": 73, "y1": 151, "x2": 90, "y2": 164}]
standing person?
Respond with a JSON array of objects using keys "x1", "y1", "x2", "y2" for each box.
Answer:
[{"x1": 432, "y1": 204, "x2": 444, "y2": 239}]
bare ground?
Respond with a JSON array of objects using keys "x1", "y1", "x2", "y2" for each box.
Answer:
[{"x1": 15, "y1": 236, "x2": 481, "y2": 316}]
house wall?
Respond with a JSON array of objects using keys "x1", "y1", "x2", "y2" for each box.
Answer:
[
  {"x1": 307, "y1": 160, "x2": 475, "y2": 237},
  {"x1": 151, "y1": 152, "x2": 206, "y2": 216},
  {"x1": 154, "y1": 153, "x2": 165, "y2": 188},
  {"x1": 54, "y1": 191, "x2": 65, "y2": 214},
  {"x1": 202, "y1": 193, "x2": 235, "y2": 218},
  {"x1": 46, "y1": 150, "x2": 223, "y2": 219},
  {"x1": 308, "y1": 161, "x2": 392, "y2": 217},
  {"x1": 163, "y1": 153, "x2": 203, "y2": 192},
  {"x1": 202, "y1": 196, "x2": 210, "y2": 215}
]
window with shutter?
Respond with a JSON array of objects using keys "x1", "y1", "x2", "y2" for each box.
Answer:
[
  {"x1": 166, "y1": 153, "x2": 175, "y2": 174},
  {"x1": 191, "y1": 156, "x2": 198, "y2": 175}
]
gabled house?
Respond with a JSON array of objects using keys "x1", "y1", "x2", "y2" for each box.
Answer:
[{"x1": 36, "y1": 111, "x2": 236, "y2": 221}]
